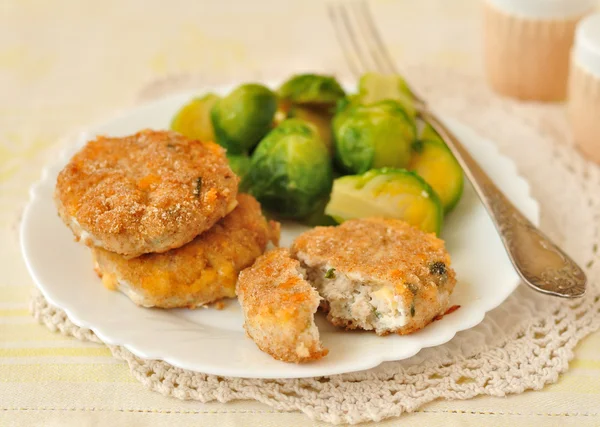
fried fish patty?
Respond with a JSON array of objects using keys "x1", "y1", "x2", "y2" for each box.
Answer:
[
  {"x1": 92, "y1": 194, "x2": 279, "y2": 309},
  {"x1": 236, "y1": 248, "x2": 328, "y2": 363},
  {"x1": 56, "y1": 129, "x2": 238, "y2": 258},
  {"x1": 291, "y1": 218, "x2": 456, "y2": 336}
]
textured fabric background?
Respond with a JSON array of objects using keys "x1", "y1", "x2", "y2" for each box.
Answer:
[{"x1": 2, "y1": 0, "x2": 600, "y2": 425}]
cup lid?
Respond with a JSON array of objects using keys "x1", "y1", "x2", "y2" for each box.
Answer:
[
  {"x1": 574, "y1": 13, "x2": 600, "y2": 77},
  {"x1": 487, "y1": 0, "x2": 596, "y2": 19}
]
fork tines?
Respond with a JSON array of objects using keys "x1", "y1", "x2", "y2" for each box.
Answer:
[{"x1": 328, "y1": 1, "x2": 398, "y2": 76}]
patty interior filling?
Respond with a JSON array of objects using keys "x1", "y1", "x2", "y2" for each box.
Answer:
[{"x1": 304, "y1": 262, "x2": 410, "y2": 333}]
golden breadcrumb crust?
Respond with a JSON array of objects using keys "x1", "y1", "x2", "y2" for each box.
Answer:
[
  {"x1": 236, "y1": 248, "x2": 328, "y2": 363},
  {"x1": 56, "y1": 129, "x2": 238, "y2": 258},
  {"x1": 291, "y1": 217, "x2": 456, "y2": 335},
  {"x1": 93, "y1": 194, "x2": 279, "y2": 309}
]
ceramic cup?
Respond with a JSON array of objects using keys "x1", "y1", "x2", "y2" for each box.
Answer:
[
  {"x1": 569, "y1": 13, "x2": 600, "y2": 164},
  {"x1": 484, "y1": 0, "x2": 596, "y2": 101}
]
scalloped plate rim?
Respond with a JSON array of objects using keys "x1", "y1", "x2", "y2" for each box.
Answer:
[{"x1": 20, "y1": 82, "x2": 540, "y2": 379}]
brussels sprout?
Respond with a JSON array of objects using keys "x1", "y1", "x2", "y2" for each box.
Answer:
[
  {"x1": 409, "y1": 139, "x2": 463, "y2": 213},
  {"x1": 325, "y1": 168, "x2": 443, "y2": 234},
  {"x1": 335, "y1": 95, "x2": 354, "y2": 114},
  {"x1": 248, "y1": 119, "x2": 333, "y2": 219},
  {"x1": 302, "y1": 197, "x2": 337, "y2": 227},
  {"x1": 170, "y1": 93, "x2": 220, "y2": 142},
  {"x1": 420, "y1": 122, "x2": 444, "y2": 143},
  {"x1": 273, "y1": 100, "x2": 291, "y2": 127},
  {"x1": 270, "y1": 117, "x2": 319, "y2": 138},
  {"x1": 356, "y1": 72, "x2": 416, "y2": 118},
  {"x1": 288, "y1": 106, "x2": 334, "y2": 155},
  {"x1": 211, "y1": 83, "x2": 277, "y2": 154},
  {"x1": 227, "y1": 154, "x2": 251, "y2": 177},
  {"x1": 227, "y1": 154, "x2": 252, "y2": 192},
  {"x1": 278, "y1": 74, "x2": 345, "y2": 108},
  {"x1": 333, "y1": 100, "x2": 416, "y2": 174}
]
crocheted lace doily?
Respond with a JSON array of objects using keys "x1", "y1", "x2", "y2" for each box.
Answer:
[{"x1": 31, "y1": 67, "x2": 600, "y2": 425}]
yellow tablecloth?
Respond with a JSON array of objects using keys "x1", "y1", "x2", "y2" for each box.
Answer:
[{"x1": 2, "y1": 1, "x2": 599, "y2": 425}]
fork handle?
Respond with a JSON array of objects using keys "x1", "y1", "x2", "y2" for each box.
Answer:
[{"x1": 420, "y1": 109, "x2": 586, "y2": 298}]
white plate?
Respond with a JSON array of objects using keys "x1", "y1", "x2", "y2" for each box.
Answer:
[{"x1": 21, "y1": 84, "x2": 539, "y2": 379}]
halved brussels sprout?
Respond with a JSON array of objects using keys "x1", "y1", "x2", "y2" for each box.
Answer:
[
  {"x1": 288, "y1": 106, "x2": 334, "y2": 155},
  {"x1": 211, "y1": 83, "x2": 277, "y2": 154},
  {"x1": 409, "y1": 139, "x2": 463, "y2": 213},
  {"x1": 248, "y1": 119, "x2": 333, "y2": 219},
  {"x1": 278, "y1": 74, "x2": 345, "y2": 108},
  {"x1": 170, "y1": 93, "x2": 220, "y2": 142},
  {"x1": 325, "y1": 168, "x2": 443, "y2": 234},
  {"x1": 356, "y1": 72, "x2": 416, "y2": 118},
  {"x1": 333, "y1": 100, "x2": 416, "y2": 174}
]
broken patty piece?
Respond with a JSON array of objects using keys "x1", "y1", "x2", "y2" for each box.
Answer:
[
  {"x1": 290, "y1": 217, "x2": 456, "y2": 336},
  {"x1": 236, "y1": 248, "x2": 328, "y2": 363}
]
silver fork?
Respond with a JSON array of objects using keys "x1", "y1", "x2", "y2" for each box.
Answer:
[{"x1": 328, "y1": 1, "x2": 586, "y2": 298}]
